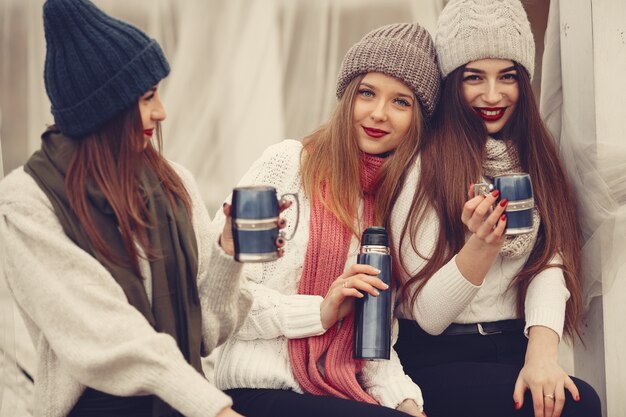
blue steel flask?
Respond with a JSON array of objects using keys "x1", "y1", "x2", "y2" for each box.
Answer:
[
  {"x1": 353, "y1": 226, "x2": 391, "y2": 360},
  {"x1": 493, "y1": 173, "x2": 534, "y2": 235}
]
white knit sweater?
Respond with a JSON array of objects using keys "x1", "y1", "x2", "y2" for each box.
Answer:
[
  {"x1": 211, "y1": 139, "x2": 423, "y2": 409},
  {"x1": 0, "y1": 162, "x2": 252, "y2": 417},
  {"x1": 390, "y1": 156, "x2": 570, "y2": 339}
]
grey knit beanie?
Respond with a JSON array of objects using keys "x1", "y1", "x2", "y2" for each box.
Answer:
[
  {"x1": 435, "y1": 0, "x2": 535, "y2": 79},
  {"x1": 43, "y1": 0, "x2": 170, "y2": 138},
  {"x1": 336, "y1": 23, "x2": 440, "y2": 118}
]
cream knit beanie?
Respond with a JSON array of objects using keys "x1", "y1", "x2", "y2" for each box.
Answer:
[
  {"x1": 336, "y1": 23, "x2": 440, "y2": 118},
  {"x1": 435, "y1": 0, "x2": 535, "y2": 79}
]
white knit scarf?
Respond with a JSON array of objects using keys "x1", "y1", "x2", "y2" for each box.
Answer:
[{"x1": 483, "y1": 137, "x2": 540, "y2": 259}]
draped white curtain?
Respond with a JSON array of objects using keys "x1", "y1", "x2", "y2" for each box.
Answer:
[
  {"x1": 0, "y1": 0, "x2": 444, "y2": 214},
  {"x1": 0, "y1": 1, "x2": 444, "y2": 415},
  {"x1": 540, "y1": 0, "x2": 626, "y2": 415}
]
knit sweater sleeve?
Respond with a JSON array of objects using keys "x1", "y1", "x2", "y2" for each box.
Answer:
[
  {"x1": 360, "y1": 321, "x2": 424, "y2": 410},
  {"x1": 0, "y1": 169, "x2": 232, "y2": 417},
  {"x1": 523, "y1": 254, "x2": 569, "y2": 340},
  {"x1": 209, "y1": 140, "x2": 326, "y2": 340},
  {"x1": 170, "y1": 161, "x2": 253, "y2": 353},
  {"x1": 391, "y1": 158, "x2": 481, "y2": 334}
]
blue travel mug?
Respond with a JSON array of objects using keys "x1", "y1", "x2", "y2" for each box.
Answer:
[
  {"x1": 353, "y1": 226, "x2": 391, "y2": 360},
  {"x1": 231, "y1": 186, "x2": 298, "y2": 262},
  {"x1": 493, "y1": 173, "x2": 534, "y2": 235}
]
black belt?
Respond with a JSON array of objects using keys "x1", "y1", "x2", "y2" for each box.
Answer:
[{"x1": 441, "y1": 319, "x2": 525, "y2": 336}]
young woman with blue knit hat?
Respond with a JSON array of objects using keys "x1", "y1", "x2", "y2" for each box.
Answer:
[
  {"x1": 209, "y1": 22, "x2": 440, "y2": 417},
  {"x1": 390, "y1": 1, "x2": 601, "y2": 416},
  {"x1": 0, "y1": 1, "x2": 285, "y2": 416}
]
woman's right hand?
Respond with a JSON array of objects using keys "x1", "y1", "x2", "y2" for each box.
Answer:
[
  {"x1": 319, "y1": 264, "x2": 388, "y2": 330},
  {"x1": 461, "y1": 186, "x2": 507, "y2": 245},
  {"x1": 216, "y1": 407, "x2": 245, "y2": 417},
  {"x1": 455, "y1": 185, "x2": 508, "y2": 285}
]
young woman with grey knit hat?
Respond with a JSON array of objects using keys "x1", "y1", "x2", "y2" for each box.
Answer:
[
  {"x1": 0, "y1": 1, "x2": 283, "y2": 416},
  {"x1": 209, "y1": 22, "x2": 440, "y2": 417},
  {"x1": 390, "y1": 1, "x2": 601, "y2": 416}
]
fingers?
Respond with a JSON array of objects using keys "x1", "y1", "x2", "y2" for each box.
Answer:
[
  {"x1": 564, "y1": 375, "x2": 580, "y2": 404},
  {"x1": 530, "y1": 384, "x2": 545, "y2": 417},
  {"x1": 462, "y1": 189, "x2": 508, "y2": 241},
  {"x1": 552, "y1": 380, "x2": 566, "y2": 417},
  {"x1": 222, "y1": 202, "x2": 232, "y2": 217},
  {"x1": 513, "y1": 375, "x2": 526, "y2": 411},
  {"x1": 278, "y1": 199, "x2": 293, "y2": 212},
  {"x1": 340, "y1": 273, "x2": 388, "y2": 297},
  {"x1": 544, "y1": 390, "x2": 555, "y2": 417}
]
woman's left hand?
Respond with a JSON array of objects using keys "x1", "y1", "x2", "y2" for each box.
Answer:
[
  {"x1": 395, "y1": 399, "x2": 426, "y2": 417},
  {"x1": 513, "y1": 326, "x2": 580, "y2": 417}
]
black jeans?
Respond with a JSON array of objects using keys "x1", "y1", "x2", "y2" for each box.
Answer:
[
  {"x1": 395, "y1": 319, "x2": 602, "y2": 417},
  {"x1": 226, "y1": 388, "x2": 415, "y2": 417}
]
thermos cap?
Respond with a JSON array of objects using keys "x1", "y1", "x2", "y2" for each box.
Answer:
[{"x1": 362, "y1": 226, "x2": 388, "y2": 247}]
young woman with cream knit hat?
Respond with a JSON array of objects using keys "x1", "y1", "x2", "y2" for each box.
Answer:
[
  {"x1": 0, "y1": 1, "x2": 276, "y2": 416},
  {"x1": 390, "y1": 1, "x2": 601, "y2": 416},
  {"x1": 210, "y1": 22, "x2": 440, "y2": 417}
]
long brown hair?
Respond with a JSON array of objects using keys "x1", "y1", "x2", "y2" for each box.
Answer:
[
  {"x1": 300, "y1": 75, "x2": 425, "y2": 236},
  {"x1": 398, "y1": 63, "x2": 582, "y2": 339},
  {"x1": 65, "y1": 104, "x2": 192, "y2": 276}
]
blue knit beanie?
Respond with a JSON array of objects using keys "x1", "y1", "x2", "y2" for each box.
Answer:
[{"x1": 43, "y1": 0, "x2": 170, "y2": 138}]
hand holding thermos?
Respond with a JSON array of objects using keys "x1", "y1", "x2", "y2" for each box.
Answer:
[{"x1": 320, "y1": 227, "x2": 392, "y2": 362}]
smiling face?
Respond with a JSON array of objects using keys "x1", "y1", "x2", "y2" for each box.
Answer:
[
  {"x1": 352, "y1": 72, "x2": 415, "y2": 155},
  {"x1": 138, "y1": 85, "x2": 166, "y2": 147},
  {"x1": 461, "y1": 59, "x2": 519, "y2": 135}
]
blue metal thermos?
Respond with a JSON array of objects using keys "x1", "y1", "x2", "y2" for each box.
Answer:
[
  {"x1": 353, "y1": 226, "x2": 391, "y2": 360},
  {"x1": 493, "y1": 173, "x2": 534, "y2": 235}
]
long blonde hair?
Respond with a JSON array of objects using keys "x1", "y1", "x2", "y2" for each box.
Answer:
[{"x1": 300, "y1": 74, "x2": 426, "y2": 237}]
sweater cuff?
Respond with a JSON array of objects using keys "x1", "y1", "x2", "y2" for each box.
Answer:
[
  {"x1": 150, "y1": 361, "x2": 233, "y2": 417},
  {"x1": 444, "y1": 255, "x2": 482, "y2": 303},
  {"x1": 368, "y1": 373, "x2": 424, "y2": 411},
  {"x1": 281, "y1": 295, "x2": 325, "y2": 338},
  {"x1": 201, "y1": 238, "x2": 244, "y2": 311},
  {"x1": 524, "y1": 307, "x2": 565, "y2": 340}
]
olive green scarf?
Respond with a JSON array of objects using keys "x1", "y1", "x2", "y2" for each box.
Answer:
[{"x1": 25, "y1": 129, "x2": 202, "y2": 416}]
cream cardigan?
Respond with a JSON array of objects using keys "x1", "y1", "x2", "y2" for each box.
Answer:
[{"x1": 0, "y1": 162, "x2": 252, "y2": 417}]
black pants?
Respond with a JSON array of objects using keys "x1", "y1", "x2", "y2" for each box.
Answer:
[
  {"x1": 395, "y1": 319, "x2": 601, "y2": 417},
  {"x1": 226, "y1": 388, "x2": 415, "y2": 417}
]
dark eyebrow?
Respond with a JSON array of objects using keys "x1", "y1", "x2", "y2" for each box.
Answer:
[
  {"x1": 464, "y1": 66, "x2": 517, "y2": 74},
  {"x1": 359, "y1": 82, "x2": 414, "y2": 100}
]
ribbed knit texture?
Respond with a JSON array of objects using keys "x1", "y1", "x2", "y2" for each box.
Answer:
[
  {"x1": 390, "y1": 155, "x2": 569, "y2": 340},
  {"x1": 0, "y1": 162, "x2": 251, "y2": 417},
  {"x1": 336, "y1": 23, "x2": 440, "y2": 118},
  {"x1": 483, "y1": 137, "x2": 540, "y2": 258},
  {"x1": 212, "y1": 140, "x2": 424, "y2": 409},
  {"x1": 435, "y1": 0, "x2": 535, "y2": 79},
  {"x1": 288, "y1": 153, "x2": 385, "y2": 404},
  {"x1": 43, "y1": 0, "x2": 170, "y2": 137}
]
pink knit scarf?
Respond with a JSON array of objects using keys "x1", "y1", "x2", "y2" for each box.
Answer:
[{"x1": 288, "y1": 152, "x2": 386, "y2": 404}]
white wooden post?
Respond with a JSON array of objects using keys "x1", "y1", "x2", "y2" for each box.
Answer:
[{"x1": 590, "y1": 1, "x2": 626, "y2": 416}]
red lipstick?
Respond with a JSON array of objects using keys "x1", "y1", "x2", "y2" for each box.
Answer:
[
  {"x1": 474, "y1": 107, "x2": 506, "y2": 122},
  {"x1": 363, "y1": 126, "x2": 388, "y2": 138},
  {"x1": 143, "y1": 128, "x2": 154, "y2": 137}
]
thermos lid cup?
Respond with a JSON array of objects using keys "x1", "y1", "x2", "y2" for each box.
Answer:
[
  {"x1": 362, "y1": 226, "x2": 388, "y2": 246},
  {"x1": 232, "y1": 186, "x2": 279, "y2": 219},
  {"x1": 493, "y1": 174, "x2": 533, "y2": 201}
]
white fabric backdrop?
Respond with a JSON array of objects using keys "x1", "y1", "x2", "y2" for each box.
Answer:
[
  {"x1": 0, "y1": 1, "x2": 444, "y2": 415},
  {"x1": 540, "y1": 0, "x2": 626, "y2": 414}
]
